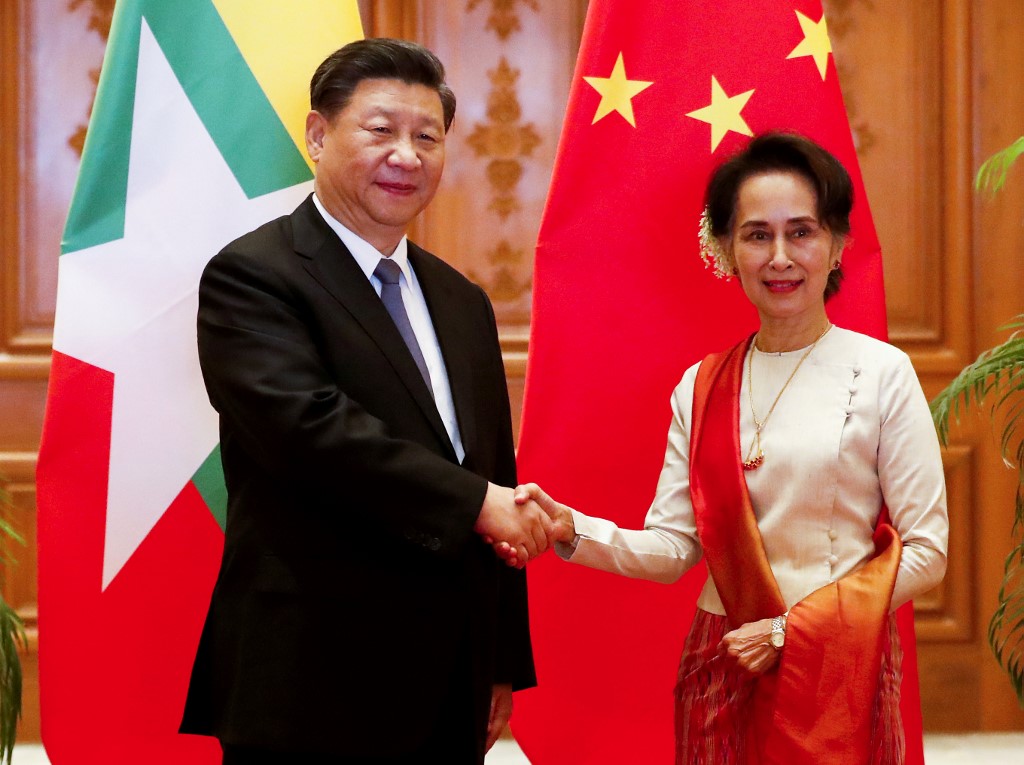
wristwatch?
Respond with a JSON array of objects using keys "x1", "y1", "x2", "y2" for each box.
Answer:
[{"x1": 769, "y1": 613, "x2": 787, "y2": 649}]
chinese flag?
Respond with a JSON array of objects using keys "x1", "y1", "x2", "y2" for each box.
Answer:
[{"x1": 513, "y1": 2, "x2": 924, "y2": 764}]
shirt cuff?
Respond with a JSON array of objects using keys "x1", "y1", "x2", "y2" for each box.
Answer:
[{"x1": 555, "y1": 535, "x2": 581, "y2": 560}]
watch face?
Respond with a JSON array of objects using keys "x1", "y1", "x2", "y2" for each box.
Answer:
[{"x1": 770, "y1": 630, "x2": 785, "y2": 648}]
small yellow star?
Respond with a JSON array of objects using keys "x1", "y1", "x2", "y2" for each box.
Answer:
[
  {"x1": 787, "y1": 10, "x2": 833, "y2": 80},
  {"x1": 685, "y1": 76, "x2": 755, "y2": 152},
  {"x1": 582, "y1": 53, "x2": 653, "y2": 127}
]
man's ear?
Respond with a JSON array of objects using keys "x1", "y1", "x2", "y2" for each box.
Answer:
[{"x1": 305, "y1": 110, "x2": 327, "y2": 162}]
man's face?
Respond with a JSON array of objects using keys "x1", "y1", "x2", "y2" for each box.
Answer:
[{"x1": 305, "y1": 78, "x2": 446, "y2": 253}]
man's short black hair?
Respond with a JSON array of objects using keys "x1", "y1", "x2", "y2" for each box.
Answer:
[{"x1": 310, "y1": 38, "x2": 456, "y2": 131}]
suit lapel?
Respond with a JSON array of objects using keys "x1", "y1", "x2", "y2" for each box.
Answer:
[
  {"x1": 410, "y1": 243, "x2": 479, "y2": 463},
  {"x1": 289, "y1": 197, "x2": 455, "y2": 458}
]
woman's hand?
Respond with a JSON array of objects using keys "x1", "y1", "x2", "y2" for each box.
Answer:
[
  {"x1": 718, "y1": 617, "x2": 781, "y2": 675},
  {"x1": 514, "y1": 483, "x2": 576, "y2": 544},
  {"x1": 486, "y1": 483, "x2": 577, "y2": 568}
]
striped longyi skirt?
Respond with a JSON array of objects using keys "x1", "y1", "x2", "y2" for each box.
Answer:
[{"x1": 674, "y1": 609, "x2": 905, "y2": 765}]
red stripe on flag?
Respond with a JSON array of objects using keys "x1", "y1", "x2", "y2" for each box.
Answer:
[
  {"x1": 37, "y1": 351, "x2": 223, "y2": 764},
  {"x1": 514, "y1": 1, "x2": 921, "y2": 763}
]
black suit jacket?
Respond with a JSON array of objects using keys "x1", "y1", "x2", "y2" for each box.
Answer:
[{"x1": 180, "y1": 195, "x2": 535, "y2": 756}]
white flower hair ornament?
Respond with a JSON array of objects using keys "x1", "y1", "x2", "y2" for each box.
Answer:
[{"x1": 698, "y1": 206, "x2": 733, "y2": 280}]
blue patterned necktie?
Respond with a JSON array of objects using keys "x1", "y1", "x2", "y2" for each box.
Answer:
[{"x1": 373, "y1": 258, "x2": 433, "y2": 394}]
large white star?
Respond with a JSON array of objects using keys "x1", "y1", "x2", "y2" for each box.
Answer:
[{"x1": 53, "y1": 19, "x2": 312, "y2": 589}]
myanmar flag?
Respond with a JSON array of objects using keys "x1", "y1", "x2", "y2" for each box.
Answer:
[
  {"x1": 36, "y1": 2, "x2": 361, "y2": 762},
  {"x1": 514, "y1": 1, "x2": 924, "y2": 764}
]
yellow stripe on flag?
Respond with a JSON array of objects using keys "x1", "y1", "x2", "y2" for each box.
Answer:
[{"x1": 212, "y1": 0, "x2": 364, "y2": 170}]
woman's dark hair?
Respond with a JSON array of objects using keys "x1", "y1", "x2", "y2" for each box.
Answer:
[
  {"x1": 704, "y1": 132, "x2": 852, "y2": 300},
  {"x1": 310, "y1": 38, "x2": 456, "y2": 132}
]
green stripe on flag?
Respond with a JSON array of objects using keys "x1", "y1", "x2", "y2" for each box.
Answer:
[
  {"x1": 144, "y1": 0, "x2": 312, "y2": 197},
  {"x1": 193, "y1": 445, "x2": 227, "y2": 531},
  {"x1": 60, "y1": 1, "x2": 141, "y2": 255},
  {"x1": 62, "y1": 0, "x2": 311, "y2": 255}
]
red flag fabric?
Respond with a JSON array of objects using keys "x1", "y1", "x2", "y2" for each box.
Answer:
[
  {"x1": 513, "y1": 2, "x2": 923, "y2": 764},
  {"x1": 37, "y1": 353, "x2": 224, "y2": 765}
]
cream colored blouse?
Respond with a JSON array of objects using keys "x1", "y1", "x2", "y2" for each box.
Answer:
[{"x1": 563, "y1": 327, "x2": 949, "y2": 615}]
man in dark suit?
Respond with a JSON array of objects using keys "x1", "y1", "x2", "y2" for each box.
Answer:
[{"x1": 180, "y1": 38, "x2": 553, "y2": 764}]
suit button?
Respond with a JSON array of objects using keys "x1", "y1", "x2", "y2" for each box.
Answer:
[{"x1": 428, "y1": 537, "x2": 441, "y2": 551}]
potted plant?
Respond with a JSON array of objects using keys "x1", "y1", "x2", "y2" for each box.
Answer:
[{"x1": 930, "y1": 135, "x2": 1024, "y2": 705}]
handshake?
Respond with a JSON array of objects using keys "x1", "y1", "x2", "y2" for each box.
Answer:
[{"x1": 474, "y1": 482, "x2": 574, "y2": 568}]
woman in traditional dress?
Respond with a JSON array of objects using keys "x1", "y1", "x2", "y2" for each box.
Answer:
[{"x1": 511, "y1": 132, "x2": 948, "y2": 764}]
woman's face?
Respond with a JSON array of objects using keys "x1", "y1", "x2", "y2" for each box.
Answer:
[{"x1": 726, "y1": 171, "x2": 843, "y2": 324}]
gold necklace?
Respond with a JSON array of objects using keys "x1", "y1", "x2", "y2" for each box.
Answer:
[{"x1": 742, "y1": 323, "x2": 832, "y2": 470}]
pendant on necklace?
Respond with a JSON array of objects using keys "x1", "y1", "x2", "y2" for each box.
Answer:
[
  {"x1": 743, "y1": 425, "x2": 765, "y2": 470},
  {"x1": 741, "y1": 323, "x2": 830, "y2": 473},
  {"x1": 742, "y1": 451, "x2": 764, "y2": 471}
]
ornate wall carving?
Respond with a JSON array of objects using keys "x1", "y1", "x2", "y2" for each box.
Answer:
[
  {"x1": 66, "y1": 0, "x2": 115, "y2": 155},
  {"x1": 464, "y1": 56, "x2": 538, "y2": 304},
  {"x1": 457, "y1": 1, "x2": 540, "y2": 318},
  {"x1": 466, "y1": 0, "x2": 539, "y2": 40},
  {"x1": 466, "y1": 58, "x2": 541, "y2": 220}
]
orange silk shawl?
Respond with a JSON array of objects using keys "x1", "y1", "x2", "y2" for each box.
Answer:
[{"x1": 688, "y1": 337, "x2": 902, "y2": 765}]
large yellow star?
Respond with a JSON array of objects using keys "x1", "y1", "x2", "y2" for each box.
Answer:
[
  {"x1": 582, "y1": 52, "x2": 653, "y2": 127},
  {"x1": 685, "y1": 76, "x2": 755, "y2": 152},
  {"x1": 787, "y1": 10, "x2": 833, "y2": 80}
]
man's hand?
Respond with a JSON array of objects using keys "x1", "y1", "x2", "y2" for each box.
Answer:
[
  {"x1": 486, "y1": 684, "x2": 513, "y2": 752},
  {"x1": 487, "y1": 483, "x2": 577, "y2": 568},
  {"x1": 514, "y1": 483, "x2": 575, "y2": 541},
  {"x1": 718, "y1": 617, "x2": 781, "y2": 675},
  {"x1": 475, "y1": 483, "x2": 556, "y2": 567}
]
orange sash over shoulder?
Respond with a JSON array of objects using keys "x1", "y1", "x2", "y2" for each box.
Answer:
[{"x1": 689, "y1": 337, "x2": 902, "y2": 765}]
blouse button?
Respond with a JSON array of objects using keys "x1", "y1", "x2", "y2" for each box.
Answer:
[
  {"x1": 828, "y1": 554, "x2": 839, "y2": 566},
  {"x1": 828, "y1": 529, "x2": 838, "y2": 541},
  {"x1": 853, "y1": 365, "x2": 862, "y2": 376},
  {"x1": 844, "y1": 405, "x2": 854, "y2": 417},
  {"x1": 849, "y1": 386, "x2": 858, "y2": 395}
]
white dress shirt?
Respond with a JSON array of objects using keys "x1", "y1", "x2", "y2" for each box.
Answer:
[
  {"x1": 312, "y1": 194, "x2": 465, "y2": 463},
  {"x1": 563, "y1": 327, "x2": 949, "y2": 614}
]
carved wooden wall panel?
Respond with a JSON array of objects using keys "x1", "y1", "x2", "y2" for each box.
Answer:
[
  {"x1": 825, "y1": 0, "x2": 973, "y2": 373},
  {"x1": 825, "y1": 0, "x2": 1021, "y2": 731},
  {"x1": 968, "y1": 0, "x2": 1024, "y2": 733},
  {"x1": 912, "y1": 445, "x2": 973, "y2": 642},
  {"x1": 4, "y1": 0, "x2": 1024, "y2": 743}
]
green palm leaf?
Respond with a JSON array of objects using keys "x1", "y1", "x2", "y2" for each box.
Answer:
[
  {"x1": 931, "y1": 315, "x2": 1024, "y2": 705},
  {"x1": 0, "y1": 485, "x2": 22, "y2": 765},
  {"x1": 976, "y1": 136, "x2": 1024, "y2": 196},
  {"x1": 0, "y1": 599, "x2": 23, "y2": 765}
]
